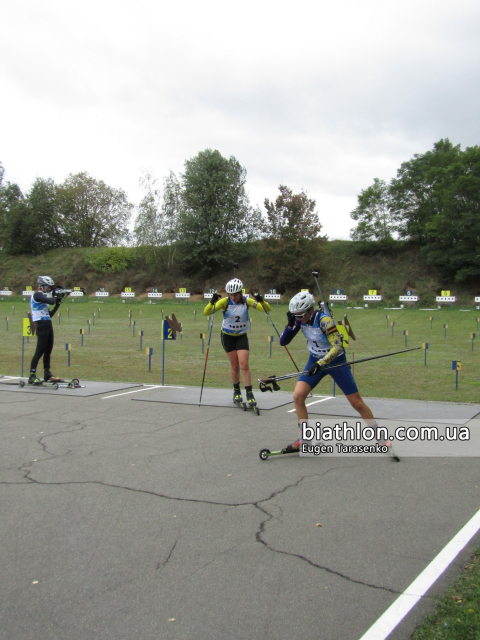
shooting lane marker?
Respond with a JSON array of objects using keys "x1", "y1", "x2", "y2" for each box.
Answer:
[
  {"x1": 58, "y1": 312, "x2": 61, "y2": 325},
  {"x1": 200, "y1": 333, "x2": 205, "y2": 354},
  {"x1": 146, "y1": 347, "x2": 153, "y2": 372},
  {"x1": 422, "y1": 342, "x2": 428, "y2": 366},
  {"x1": 162, "y1": 316, "x2": 179, "y2": 384},
  {"x1": 65, "y1": 343, "x2": 71, "y2": 367},
  {"x1": 92, "y1": 312, "x2": 95, "y2": 326},
  {"x1": 22, "y1": 317, "x2": 33, "y2": 376},
  {"x1": 87, "y1": 319, "x2": 91, "y2": 334},
  {"x1": 80, "y1": 329, "x2": 84, "y2": 347},
  {"x1": 403, "y1": 330, "x2": 408, "y2": 348},
  {"x1": 444, "y1": 323, "x2": 448, "y2": 339},
  {"x1": 452, "y1": 361, "x2": 461, "y2": 390},
  {"x1": 12, "y1": 305, "x2": 15, "y2": 316},
  {"x1": 138, "y1": 330, "x2": 143, "y2": 350},
  {"x1": 386, "y1": 314, "x2": 389, "y2": 328},
  {"x1": 358, "y1": 509, "x2": 480, "y2": 640},
  {"x1": 391, "y1": 321, "x2": 395, "y2": 337},
  {"x1": 132, "y1": 320, "x2": 136, "y2": 336},
  {"x1": 268, "y1": 335, "x2": 273, "y2": 358},
  {"x1": 471, "y1": 333, "x2": 476, "y2": 351},
  {"x1": 430, "y1": 315, "x2": 433, "y2": 329}
]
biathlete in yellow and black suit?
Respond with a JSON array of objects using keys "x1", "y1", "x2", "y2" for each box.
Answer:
[{"x1": 204, "y1": 278, "x2": 271, "y2": 408}]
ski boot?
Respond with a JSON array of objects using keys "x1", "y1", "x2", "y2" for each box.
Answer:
[
  {"x1": 246, "y1": 391, "x2": 260, "y2": 415},
  {"x1": 233, "y1": 388, "x2": 244, "y2": 406},
  {"x1": 28, "y1": 372, "x2": 41, "y2": 386},
  {"x1": 259, "y1": 440, "x2": 300, "y2": 460}
]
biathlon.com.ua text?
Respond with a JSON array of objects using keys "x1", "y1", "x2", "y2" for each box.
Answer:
[{"x1": 300, "y1": 421, "x2": 475, "y2": 457}]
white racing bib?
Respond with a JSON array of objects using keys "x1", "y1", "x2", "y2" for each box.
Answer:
[
  {"x1": 301, "y1": 313, "x2": 333, "y2": 357},
  {"x1": 221, "y1": 300, "x2": 250, "y2": 335},
  {"x1": 30, "y1": 295, "x2": 51, "y2": 322}
]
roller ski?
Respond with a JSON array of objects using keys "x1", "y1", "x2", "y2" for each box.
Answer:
[
  {"x1": 21, "y1": 371, "x2": 83, "y2": 390},
  {"x1": 259, "y1": 440, "x2": 300, "y2": 460},
  {"x1": 245, "y1": 391, "x2": 260, "y2": 416}
]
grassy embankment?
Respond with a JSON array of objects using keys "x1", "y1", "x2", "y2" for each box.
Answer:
[{"x1": 0, "y1": 241, "x2": 478, "y2": 305}]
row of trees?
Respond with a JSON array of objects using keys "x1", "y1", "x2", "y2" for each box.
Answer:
[
  {"x1": 0, "y1": 167, "x2": 132, "y2": 254},
  {"x1": 133, "y1": 150, "x2": 325, "y2": 286},
  {"x1": 350, "y1": 139, "x2": 480, "y2": 283},
  {"x1": 0, "y1": 150, "x2": 325, "y2": 288}
]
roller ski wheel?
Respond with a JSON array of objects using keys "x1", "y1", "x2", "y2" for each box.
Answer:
[
  {"x1": 246, "y1": 395, "x2": 260, "y2": 416},
  {"x1": 259, "y1": 442, "x2": 300, "y2": 460}
]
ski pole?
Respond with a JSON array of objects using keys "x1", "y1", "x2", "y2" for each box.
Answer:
[
  {"x1": 258, "y1": 347, "x2": 421, "y2": 391},
  {"x1": 253, "y1": 291, "x2": 301, "y2": 372},
  {"x1": 311, "y1": 270, "x2": 332, "y2": 319},
  {"x1": 199, "y1": 302, "x2": 216, "y2": 406}
]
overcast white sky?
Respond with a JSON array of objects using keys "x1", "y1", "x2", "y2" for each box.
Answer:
[{"x1": 1, "y1": 0, "x2": 480, "y2": 239}]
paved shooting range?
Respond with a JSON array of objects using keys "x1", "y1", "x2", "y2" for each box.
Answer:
[{"x1": 1, "y1": 285, "x2": 480, "y2": 640}]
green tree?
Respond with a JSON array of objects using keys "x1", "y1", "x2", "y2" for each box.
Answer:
[
  {"x1": 177, "y1": 149, "x2": 261, "y2": 276},
  {"x1": 350, "y1": 178, "x2": 395, "y2": 242},
  {"x1": 390, "y1": 139, "x2": 463, "y2": 244},
  {"x1": 422, "y1": 145, "x2": 480, "y2": 283},
  {"x1": 261, "y1": 185, "x2": 326, "y2": 290},
  {"x1": 133, "y1": 170, "x2": 180, "y2": 270},
  {"x1": 57, "y1": 172, "x2": 133, "y2": 247}
]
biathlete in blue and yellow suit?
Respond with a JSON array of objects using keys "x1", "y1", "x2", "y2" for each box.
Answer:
[
  {"x1": 204, "y1": 278, "x2": 271, "y2": 408},
  {"x1": 280, "y1": 291, "x2": 379, "y2": 453}
]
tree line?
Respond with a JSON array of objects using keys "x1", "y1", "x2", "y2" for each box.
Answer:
[
  {"x1": 350, "y1": 139, "x2": 480, "y2": 283},
  {"x1": 0, "y1": 149, "x2": 325, "y2": 289},
  {"x1": 1, "y1": 140, "x2": 478, "y2": 287}
]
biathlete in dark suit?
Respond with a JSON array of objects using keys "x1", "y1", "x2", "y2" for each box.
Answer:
[
  {"x1": 280, "y1": 291, "x2": 380, "y2": 453},
  {"x1": 28, "y1": 276, "x2": 63, "y2": 385}
]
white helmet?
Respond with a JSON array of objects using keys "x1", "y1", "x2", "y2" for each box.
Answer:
[
  {"x1": 37, "y1": 276, "x2": 55, "y2": 288},
  {"x1": 226, "y1": 278, "x2": 243, "y2": 294},
  {"x1": 289, "y1": 291, "x2": 314, "y2": 315}
]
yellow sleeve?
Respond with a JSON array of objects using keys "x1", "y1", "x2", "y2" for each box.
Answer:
[
  {"x1": 318, "y1": 316, "x2": 344, "y2": 365},
  {"x1": 203, "y1": 297, "x2": 228, "y2": 316},
  {"x1": 247, "y1": 297, "x2": 271, "y2": 313}
]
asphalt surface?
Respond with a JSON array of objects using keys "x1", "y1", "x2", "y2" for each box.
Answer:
[{"x1": 1, "y1": 381, "x2": 480, "y2": 640}]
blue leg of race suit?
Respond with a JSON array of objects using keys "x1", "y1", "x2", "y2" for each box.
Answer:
[{"x1": 298, "y1": 352, "x2": 358, "y2": 396}]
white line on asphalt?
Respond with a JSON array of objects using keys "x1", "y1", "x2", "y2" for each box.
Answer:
[
  {"x1": 358, "y1": 508, "x2": 480, "y2": 640},
  {"x1": 101, "y1": 385, "x2": 184, "y2": 399},
  {"x1": 287, "y1": 396, "x2": 334, "y2": 413}
]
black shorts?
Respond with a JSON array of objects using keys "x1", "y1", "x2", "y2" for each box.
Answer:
[{"x1": 221, "y1": 332, "x2": 249, "y2": 353}]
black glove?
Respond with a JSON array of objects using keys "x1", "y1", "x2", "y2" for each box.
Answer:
[
  {"x1": 55, "y1": 296, "x2": 64, "y2": 305},
  {"x1": 210, "y1": 293, "x2": 221, "y2": 306},
  {"x1": 307, "y1": 360, "x2": 324, "y2": 376},
  {"x1": 254, "y1": 293, "x2": 264, "y2": 303},
  {"x1": 287, "y1": 311, "x2": 296, "y2": 328}
]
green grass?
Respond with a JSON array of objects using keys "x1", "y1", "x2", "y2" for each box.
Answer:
[
  {"x1": 0, "y1": 298, "x2": 479, "y2": 402},
  {"x1": 411, "y1": 549, "x2": 480, "y2": 639}
]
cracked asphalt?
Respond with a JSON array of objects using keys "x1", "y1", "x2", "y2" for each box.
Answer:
[{"x1": 1, "y1": 387, "x2": 480, "y2": 640}]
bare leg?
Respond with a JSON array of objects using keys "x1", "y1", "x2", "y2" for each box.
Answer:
[
  {"x1": 236, "y1": 349, "x2": 251, "y2": 387},
  {"x1": 226, "y1": 350, "x2": 240, "y2": 385},
  {"x1": 345, "y1": 392, "x2": 374, "y2": 424},
  {"x1": 293, "y1": 381, "x2": 312, "y2": 422}
]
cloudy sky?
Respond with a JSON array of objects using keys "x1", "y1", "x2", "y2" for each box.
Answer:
[{"x1": 2, "y1": 0, "x2": 480, "y2": 239}]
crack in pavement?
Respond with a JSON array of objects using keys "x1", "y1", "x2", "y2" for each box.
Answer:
[
  {"x1": 156, "y1": 538, "x2": 179, "y2": 570},
  {"x1": 3, "y1": 464, "x2": 402, "y2": 594}
]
